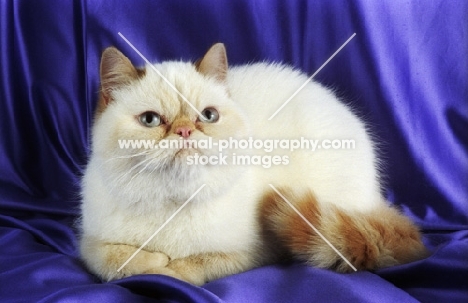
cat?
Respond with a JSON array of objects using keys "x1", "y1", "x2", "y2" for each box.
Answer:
[{"x1": 79, "y1": 43, "x2": 427, "y2": 285}]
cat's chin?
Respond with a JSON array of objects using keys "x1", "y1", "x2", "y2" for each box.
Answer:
[
  {"x1": 174, "y1": 148, "x2": 200, "y2": 158},
  {"x1": 160, "y1": 148, "x2": 211, "y2": 173}
]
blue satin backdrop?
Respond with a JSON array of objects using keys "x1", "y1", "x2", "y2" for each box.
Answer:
[{"x1": 0, "y1": 1, "x2": 467, "y2": 302}]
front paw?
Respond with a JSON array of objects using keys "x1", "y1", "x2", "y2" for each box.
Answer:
[
  {"x1": 144, "y1": 260, "x2": 205, "y2": 286},
  {"x1": 97, "y1": 244, "x2": 170, "y2": 280},
  {"x1": 166, "y1": 259, "x2": 206, "y2": 286},
  {"x1": 135, "y1": 250, "x2": 170, "y2": 269}
]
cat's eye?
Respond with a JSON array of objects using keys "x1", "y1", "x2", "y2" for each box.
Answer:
[
  {"x1": 138, "y1": 111, "x2": 161, "y2": 127},
  {"x1": 200, "y1": 107, "x2": 219, "y2": 123}
]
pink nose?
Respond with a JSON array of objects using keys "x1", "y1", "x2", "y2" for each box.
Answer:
[{"x1": 175, "y1": 126, "x2": 192, "y2": 139}]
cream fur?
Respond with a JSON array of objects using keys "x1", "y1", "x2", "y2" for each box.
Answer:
[{"x1": 79, "y1": 45, "x2": 421, "y2": 285}]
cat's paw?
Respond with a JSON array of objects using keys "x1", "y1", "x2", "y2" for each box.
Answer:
[
  {"x1": 167, "y1": 259, "x2": 206, "y2": 286},
  {"x1": 81, "y1": 240, "x2": 171, "y2": 281},
  {"x1": 145, "y1": 259, "x2": 205, "y2": 286},
  {"x1": 133, "y1": 250, "x2": 170, "y2": 269}
]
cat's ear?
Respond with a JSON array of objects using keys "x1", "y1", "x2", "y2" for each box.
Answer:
[
  {"x1": 100, "y1": 47, "x2": 139, "y2": 105},
  {"x1": 196, "y1": 43, "x2": 228, "y2": 82}
]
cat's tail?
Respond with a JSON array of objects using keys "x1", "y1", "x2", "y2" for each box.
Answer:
[{"x1": 259, "y1": 187, "x2": 428, "y2": 272}]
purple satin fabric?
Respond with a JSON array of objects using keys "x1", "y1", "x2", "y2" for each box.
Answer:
[{"x1": 1, "y1": 0, "x2": 467, "y2": 302}]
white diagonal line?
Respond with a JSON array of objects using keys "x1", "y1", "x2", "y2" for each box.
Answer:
[
  {"x1": 117, "y1": 184, "x2": 206, "y2": 272},
  {"x1": 118, "y1": 32, "x2": 206, "y2": 121},
  {"x1": 268, "y1": 184, "x2": 357, "y2": 272},
  {"x1": 268, "y1": 33, "x2": 356, "y2": 120}
]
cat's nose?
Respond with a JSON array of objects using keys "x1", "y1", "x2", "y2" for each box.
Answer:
[{"x1": 175, "y1": 126, "x2": 192, "y2": 139}]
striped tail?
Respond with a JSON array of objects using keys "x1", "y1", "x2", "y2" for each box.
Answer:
[{"x1": 260, "y1": 187, "x2": 428, "y2": 272}]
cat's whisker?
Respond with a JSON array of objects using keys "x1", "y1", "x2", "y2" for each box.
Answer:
[
  {"x1": 96, "y1": 150, "x2": 153, "y2": 171},
  {"x1": 122, "y1": 155, "x2": 154, "y2": 175},
  {"x1": 148, "y1": 155, "x2": 172, "y2": 175},
  {"x1": 105, "y1": 150, "x2": 152, "y2": 162},
  {"x1": 149, "y1": 162, "x2": 160, "y2": 175},
  {"x1": 120, "y1": 157, "x2": 167, "y2": 198},
  {"x1": 118, "y1": 158, "x2": 152, "y2": 181},
  {"x1": 129, "y1": 157, "x2": 159, "y2": 182},
  {"x1": 107, "y1": 156, "x2": 155, "y2": 195}
]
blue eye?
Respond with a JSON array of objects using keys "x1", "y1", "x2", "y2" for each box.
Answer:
[
  {"x1": 139, "y1": 111, "x2": 161, "y2": 127},
  {"x1": 201, "y1": 107, "x2": 219, "y2": 123}
]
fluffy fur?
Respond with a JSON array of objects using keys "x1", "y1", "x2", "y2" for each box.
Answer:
[{"x1": 79, "y1": 43, "x2": 427, "y2": 285}]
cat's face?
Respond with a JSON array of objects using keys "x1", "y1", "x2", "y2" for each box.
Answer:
[{"x1": 92, "y1": 45, "x2": 249, "y2": 181}]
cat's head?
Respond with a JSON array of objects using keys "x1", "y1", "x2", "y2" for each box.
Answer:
[{"x1": 91, "y1": 44, "x2": 249, "y2": 188}]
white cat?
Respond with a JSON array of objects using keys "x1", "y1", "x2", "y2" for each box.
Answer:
[{"x1": 79, "y1": 44, "x2": 427, "y2": 285}]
